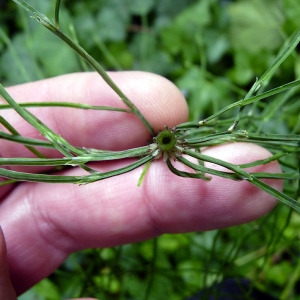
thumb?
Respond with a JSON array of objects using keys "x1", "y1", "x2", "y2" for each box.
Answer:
[{"x1": 0, "y1": 227, "x2": 16, "y2": 300}]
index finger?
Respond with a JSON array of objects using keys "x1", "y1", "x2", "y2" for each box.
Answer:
[{"x1": 0, "y1": 71, "x2": 188, "y2": 171}]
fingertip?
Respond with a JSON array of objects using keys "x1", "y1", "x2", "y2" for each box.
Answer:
[
  {"x1": 145, "y1": 142, "x2": 282, "y2": 232},
  {"x1": 202, "y1": 142, "x2": 282, "y2": 221},
  {"x1": 202, "y1": 142, "x2": 281, "y2": 171},
  {"x1": 125, "y1": 72, "x2": 189, "y2": 131},
  {"x1": 96, "y1": 71, "x2": 188, "y2": 132}
]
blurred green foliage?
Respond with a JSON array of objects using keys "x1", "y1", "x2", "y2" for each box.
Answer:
[{"x1": 1, "y1": 0, "x2": 300, "y2": 299}]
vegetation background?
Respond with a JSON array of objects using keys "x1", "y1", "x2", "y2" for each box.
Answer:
[{"x1": 0, "y1": 0, "x2": 299, "y2": 299}]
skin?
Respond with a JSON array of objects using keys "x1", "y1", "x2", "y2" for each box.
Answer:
[{"x1": 0, "y1": 72, "x2": 282, "y2": 299}]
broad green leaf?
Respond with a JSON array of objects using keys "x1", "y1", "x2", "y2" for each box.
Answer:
[{"x1": 228, "y1": 0, "x2": 284, "y2": 53}]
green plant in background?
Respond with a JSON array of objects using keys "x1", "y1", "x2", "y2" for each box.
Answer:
[{"x1": 0, "y1": 0, "x2": 299, "y2": 299}]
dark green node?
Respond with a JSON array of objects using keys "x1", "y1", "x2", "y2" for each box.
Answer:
[{"x1": 156, "y1": 129, "x2": 177, "y2": 151}]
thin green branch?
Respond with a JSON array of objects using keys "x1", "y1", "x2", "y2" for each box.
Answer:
[
  {"x1": 0, "y1": 146, "x2": 150, "y2": 166},
  {"x1": 251, "y1": 172, "x2": 299, "y2": 180},
  {"x1": 260, "y1": 30, "x2": 300, "y2": 84},
  {"x1": 0, "y1": 116, "x2": 46, "y2": 158},
  {"x1": 196, "y1": 80, "x2": 300, "y2": 126},
  {"x1": 228, "y1": 30, "x2": 300, "y2": 131},
  {"x1": 182, "y1": 149, "x2": 300, "y2": 212},
  {"x1": 54, "y1": 0, "x2": 61, "y2": 28},
  {"x1": 0, "y1": 131, "x2": 56, "y2": 148},
  {"x1": 0, "y1": 102, "x2": 130, "y2": 112},
  {"x1": 238, "y1": 151, "x2": 291, "y2": 168},
  {"x1": 175, "y1": 155, "x2": 238, "y2": 180},
  {"x1": 250, "y1": 177, "x2": 300, "y2": 213},
  {"x1": 166, "y1": 158, "x2": 211, "y2": 180},
  {"x1": 0, "y1": 84, "x2": 82, "y2": 157},
  {"x1": 0, "y1": 84, "x2": 100, "y2": 174},
  {"x1": 0, "y1": 155, "x2": 153, "y2": 184},
  {"x1": 11, "y1": 0, "x2": 154, "y2": 135}
]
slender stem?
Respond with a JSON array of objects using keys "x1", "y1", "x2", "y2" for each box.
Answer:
[
  {"x1": 0, "y1": 131, "x2": 56, "y2": 148},
  {"x1": 182, "y1": 149, "x2": 300, "y2": 212},
  {"x1": 196, "y1": 80, "x2": 300, "y2": 126},
  {"x1": 0, "y1": 102, "x2": 130, "y2": 112},
  {"x1": 0, "y1": 155, "x2": 153, "y2": 184},
  {"x1": 0, "y1": 116, "x2": 46, "y2": 158},
  {"x1": 0, "y1": 146, "x2": 150, "y2": 166},
  {"x1": 228, "y1": 30, "x2": 300, "y2": 131},
  {"x1": 250, "y1": 177, "x2": 300, "y2": 213},
  {"x1": 138, "y1": 161, "x2": 152, "y2": 186},
  {"x1": 54, "y1": 0, "x2": 61, "y2": 28},
  {"x1": 0, "y1": 84, "x2": 81, "y2": 156},
  {"x1": 12, "y1": 0, "x2": 154, "y2": 135}
]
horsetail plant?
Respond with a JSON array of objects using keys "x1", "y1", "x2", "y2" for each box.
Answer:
[{"x1": 0, "y1": 0, "x2": 299, "y2": 214}]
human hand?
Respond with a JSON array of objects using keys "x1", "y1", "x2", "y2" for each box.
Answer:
[{"x1": 0, "y1": 72, "x2": 282, "y2": 298}]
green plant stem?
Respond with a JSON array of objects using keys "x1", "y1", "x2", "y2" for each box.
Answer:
[
  {"x1": 0, "y1": 146, "x2": 150, "y2": 166},
  {"x1": 185, "y1": 80, "x2": 300, "y2": 127},
  {"x1": 182, "y1": 149, "x2": 300, "y2": 212},
  {"x1": 229, "y1": 30, "x2": 300, "y2": 131},
  {"x1": 0, "y1": 84, "x2": 83, "y2": 156},
  {"x1": 54, "y1": 0, "x2": 61, "y2": 28},
  {"x1": 0, "y1": 116, "x2": 46, "y2": 158},
  {"x1": 0, "y1": 102, "x2": 130, "y2": 112},
  {"x1": 0, "y1": 155, "x2": 153, "y2": 184},
  {"x1": 12, "y1": 0, "x2": 155, "y2": 135},
  {"x1": 0, "y1": 131, "x2": 55, "y2": 148}
]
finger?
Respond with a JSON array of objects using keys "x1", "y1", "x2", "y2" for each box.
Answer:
[
  {"x1": 0, "y1": 227, "x2": 17, "y2": 300},
  {"x1": 1, "y1": 71, "x2": 188, "y2": 155},
  {"x1": 0, "y1": 71, "x2": 187, "y2": 197},
  {"x1": 1, "y1": 142, "x2": 282, "y2": 294}
]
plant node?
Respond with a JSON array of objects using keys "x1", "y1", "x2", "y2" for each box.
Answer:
[{"x1": 150, "y1": 126, "x2": 185, "y2": 161}]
